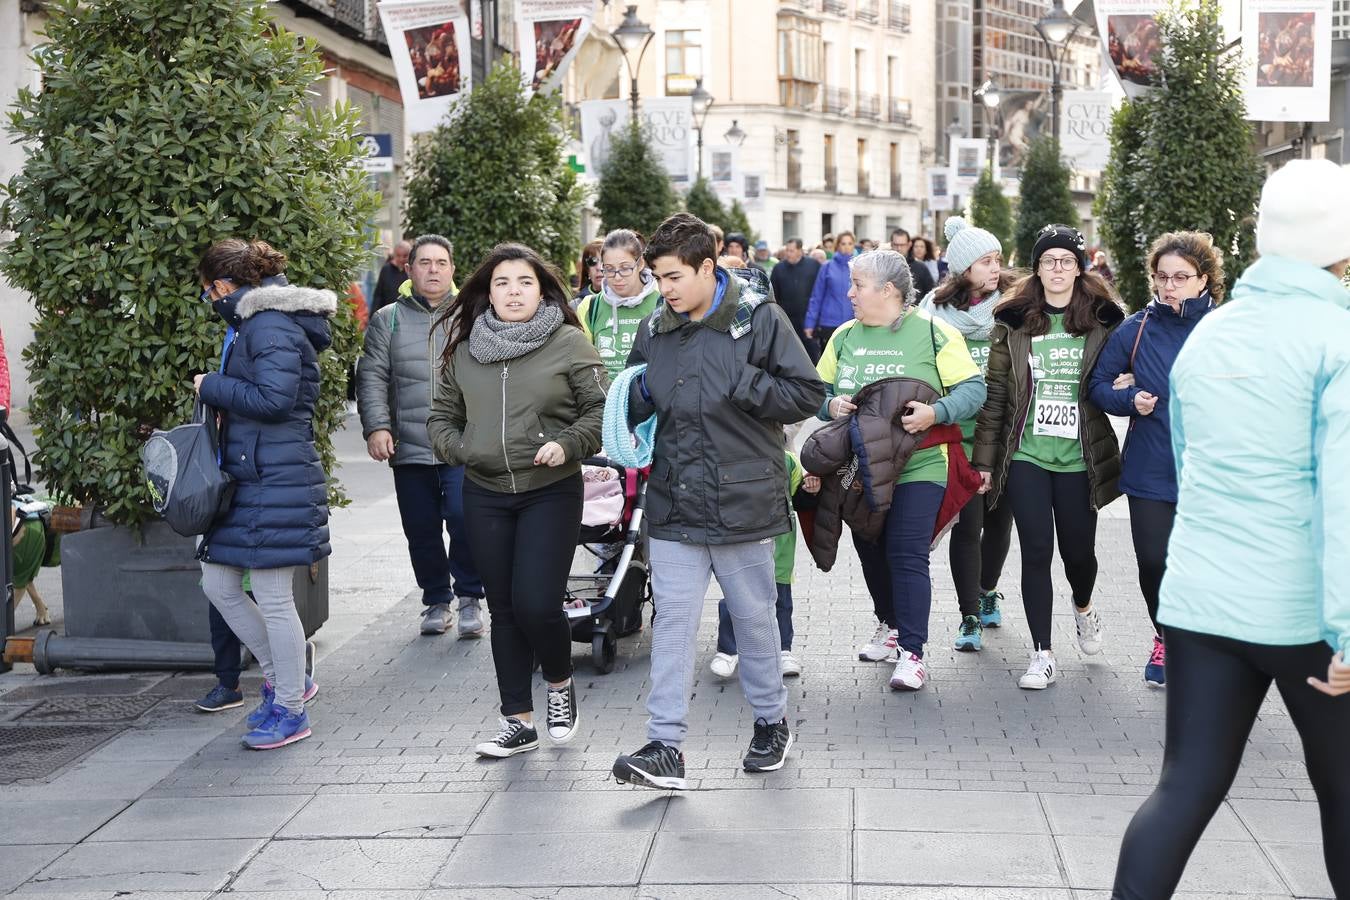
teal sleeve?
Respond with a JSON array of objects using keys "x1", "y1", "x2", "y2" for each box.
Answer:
[{"x1": 933, "y1": 374, "x2": 987, "y2": 425}]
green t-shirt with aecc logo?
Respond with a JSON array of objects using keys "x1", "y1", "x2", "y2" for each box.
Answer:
[
  {"x1": 959, "y1": 336, "x2": 992, "y2": 456},
  {"x1": 578, "y1": 288, "x2": 662, "y2": 382},
  {"x1": 1012, "y1": 312, "x2": 1088, "y2": 473}
]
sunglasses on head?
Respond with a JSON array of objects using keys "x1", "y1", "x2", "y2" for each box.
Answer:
[{"x1": 584, "y1": 256, "x2": 598, "y2": 266}]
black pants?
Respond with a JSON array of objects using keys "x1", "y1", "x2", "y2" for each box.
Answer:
[
  {"x1": 392, "y1": 463, "x2": 483, "y2": 607},
  {"x1": 1113, "y1": 628, "x2": 1350, "y2": 899},
  {"x1": 1005, "y1": 461, "x2": 1098, "y2": 650},
  {"x1": 209, "y1": 604, "x2": 243, "y2": 690},
  {"x1": 463, "y1": 473, "x2": 582, "y2": 717},
  {"x1": 948, "y1": 494, "x2": 1015, "y2": 617},
  {"x1": 1127, "y1": 496, "x2": 1174, "y2": 633}
]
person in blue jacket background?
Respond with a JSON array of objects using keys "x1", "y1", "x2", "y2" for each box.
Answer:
[
  {"x1": 1112, "y1": 159, "x2": 1350, "y2": 900},
  {"x1": 1087, "y1": 231, "x2": 1221, "y2": 688},
  {"x1": 803, "y1": 230, "x2": 856, "y2": 350}
]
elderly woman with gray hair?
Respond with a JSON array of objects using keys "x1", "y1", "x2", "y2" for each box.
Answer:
[{"x1": 814, "y1": 250, "x2": 987, "y2": 691}]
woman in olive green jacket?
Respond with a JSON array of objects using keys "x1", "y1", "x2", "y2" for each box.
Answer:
[{"x1": 428, "y1": 243, "x2": 608, "y2": 760}]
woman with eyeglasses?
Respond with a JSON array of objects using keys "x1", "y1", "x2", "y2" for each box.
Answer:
[
  {"x1": 973, "y1": 224, "x2": 1124, "y2": 690},
  {"x1": 574, "y1": 240, "x2": 604, "y2": 305},
  {"x1": 1087, "y1": 232, "x2": 1221, "y2": 689},
  {"x1": 576, "y1": 229, "x2": 662, "y2": 382}
]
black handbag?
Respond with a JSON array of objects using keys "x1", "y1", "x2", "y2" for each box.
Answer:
[{"x1": 141, "y1": 400, "x2": 235, "y2": 537}]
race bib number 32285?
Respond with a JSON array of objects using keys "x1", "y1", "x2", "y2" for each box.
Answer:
[{"x1": 1033, "y1": 380, "x2": 1078, "y2": 439}]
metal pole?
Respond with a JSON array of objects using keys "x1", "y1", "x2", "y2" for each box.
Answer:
[
  {"x1": 696, "y1": 126, "x2": 704, "y2": 179},
  {"x1": 0, "y1": 425, "x2": 11, "y2": 674},
  {"x1": 629, "y1": 75, "x2": 640, "y2": 119}
]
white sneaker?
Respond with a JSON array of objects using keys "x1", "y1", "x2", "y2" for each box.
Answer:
[
  {"x1": 858, "y1": 625, "x2": 899, "y2": 662},
  {"x1": 1074, "y1": 606, "x2": 1105, "y2": 656},
  {"x1": 1019, "y1": 650, "x2": 1058, "y2": 690},
  {"x1": 710, "y1": 652, "x2": 738, "y2": 678},
  {"x1": 889, "y1": 650, "x2": 927, "y2": 691},
  {"x1": 780, "y1": 651, "x2": 802, "y2": 677}
]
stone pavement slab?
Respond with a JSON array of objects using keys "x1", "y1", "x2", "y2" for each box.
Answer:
[
  {"x1": 0, "y1": 800, "x2": 126, "y2": 845},
  {"x1": 855, "y1": 787, "x2": 1046, "y2": 833},
  {"x1": 854, "y1": 830, "x2": 1064, "y2": 888},
  {"x1": 279, "y1": 792, "x2": 486, "y2": 839},
  {"x1": 18, "y1": 838, "x2": 262, "y2": 893},
  {"x1": 87, "y1": 796, "x2": 308, "y2": 842},
  {"x1": 434, "y1": 830, "x2": 652, "y2": 887},
  {"x1": 643, "y1": 829, "x2": 850, "y2": 883},
  {"x1": 230, "y1": 838, "x2": 454, "y2": 891},
  {"x1": 0, "y1": 845, "x2": 69, "y2": 894},
  {"x1": 658, "y1": 787, "x2": 850, "y2": 830},
  {"x1": 469, "y1": 789, "x2": 666, "y2": 834},
  {"x1": 1056, "y1": 834, "x2": 1287, "y2": 894}
]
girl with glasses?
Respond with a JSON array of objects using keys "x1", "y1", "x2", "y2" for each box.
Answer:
[
  {"x1": 1087, "y1": 232, "x2": 1222, "y2": 688},
  {"x1": 576, "y1": 229, "x2": 663, "y2": 382},
  {"x1": 973, "y1": 224, "x2": 1124, "y2": 690}
]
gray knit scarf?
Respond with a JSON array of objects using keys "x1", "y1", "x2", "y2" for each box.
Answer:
[
  {"x1": 468, "y1": 304, "x2": 565, "y2": 364},
  {"x1": 919, "y1": 289, "x2": 1000, "y2": 342}
]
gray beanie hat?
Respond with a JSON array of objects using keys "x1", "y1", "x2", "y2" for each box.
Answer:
[{"x1": 943, "y1": 216, "x2": 1003, "y2": 276}]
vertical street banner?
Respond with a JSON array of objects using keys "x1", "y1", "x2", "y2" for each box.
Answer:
[
  {"x1": 1060, "y1": 91, "x2": 1114, "y2": 172},
  {"x1": 949, "y1": 138, "x2": 990, "y2": 196},
  {"x1": 515, "y1": 1, "x2": 595, "y2": 95},
  {"x1": 1242, "y1": 0, "x2": 1332, "y2": 122},
  {"x1": 709, "y1": 145, "x2": 741, "y2": 201},
  {"x1": 1095, "y1": 0, "x2": 1166, "y2": 97},
  {"x1": 578, "y1": 98, "x2": 693, "y2": 184},
  {"x1": 378, "y1": 1, "x2": 472, "y2": 133},
  {"x1": 742, "y1": 173, "x2": 766, "y2": 209},
  {"x1": 927, "y1": 168, "x2": 953, "y2": 210}
]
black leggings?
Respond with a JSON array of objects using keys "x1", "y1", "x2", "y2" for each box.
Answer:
[
  {"x1": 1127, "y1": 496, "x2": 1174, "y2": 633},
  {"x1": 948, "y1": 494, "x2": 1015, "y2": 617},
  {"x1": 1113, "y1": 628, "x2": 1350, "y2": 899},
  {"x1": 463, "y1": 473, "x2": 583, "y2": 717},
  {"x1": 1004, "y1": 461, "x2": 1098, "y2": 650}
]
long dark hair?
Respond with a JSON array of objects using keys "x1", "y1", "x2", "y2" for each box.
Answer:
[
  {"x1": 441, "y1": 243, "x2": 582, "y2": 365},
  {"x1": 931, "y1": 269, "x2": 1020, "y2": 311},
  {"x1": 1000, "y1": 269, "x2": 1122, "y2": 336}
]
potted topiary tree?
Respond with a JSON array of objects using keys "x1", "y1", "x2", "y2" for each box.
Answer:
[{"x1": 0, "y1": 0, "x2": 378, "y2": 650}]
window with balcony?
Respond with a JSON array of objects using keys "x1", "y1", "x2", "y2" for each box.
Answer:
[
  {"x1": 887, "y1": 1, "x2": 911, "y2": 32},
  {"x1": 823, "y1": 0, "x2": 848, "y2": 14},
  {"x1": 856, "y1": 0, "x2": 879, "y2": 21},
  {"x1": 778, "y1": 14, "x2": 822, "y2": 110},
  {"x1": 665, "y1": 29, "x2": 702, "y2": 95}
]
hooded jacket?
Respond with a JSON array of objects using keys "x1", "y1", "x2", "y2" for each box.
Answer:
[
  {"x1": 1159, "y1": 256, "x2": 1350, "y2": 657},
  {"x1": 576, "y1": 272, "x2": 662, "y2": 381},
  {"x1": 197, "y1": 281, "x2": 336, "y2": 570},
  {"x1": 357, "y1": 290, "x2": 447, "y2": 467},
  {"x1": 1087, "y1": 293, "x2": 1214, "y2": 503},
  {"x1": 804, "y1": 251, "x2": 855, "y2": 331}
]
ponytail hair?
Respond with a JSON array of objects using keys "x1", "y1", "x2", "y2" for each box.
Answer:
[{"x1": 197, "y1": 239, "x2": 287, "y2": 286}]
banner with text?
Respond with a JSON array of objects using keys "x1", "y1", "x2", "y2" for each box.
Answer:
[
  {"x1": 1060, "y1": 91, "x2": 1113, "y2": 172},
  {"x1": 949, "y1": 138, "x2": 991, "y2": 196},
  {"x1": 515, "y1": 1, "x2": 595, "y2": 95},
  {"x1": 1096, "y1": 0, "x2": 1166, "y2": 98},
  {"x1": 579, "y1": 98, "x2": 693, "y2": 184},
  {"x1": 1242, "y1": 0, "x2": 1332, "y2": 122},
  {"x1": 378, "y1": 0, "x2": 472, "y2": 133}
]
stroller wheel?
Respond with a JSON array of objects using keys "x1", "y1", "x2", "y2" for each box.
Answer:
[{"x1": 592, "y1": 629, "x2": 617, "y2": 675}]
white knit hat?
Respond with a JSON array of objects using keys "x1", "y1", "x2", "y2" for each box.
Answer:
[
  {"x1": 1257, "y1": 159, "x2": 1350, "y2": 267},
  {"x1": 943, "y1": 216, "x2": 1003, "y2": 275}
]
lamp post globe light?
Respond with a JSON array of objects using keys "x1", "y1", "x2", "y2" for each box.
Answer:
[
  {"x1": 691, "y1": 77, "x2": 714, "y2": 179},
  {"x1": 976, "y1": 78, "x2": 1002, "y2": 176},
  {"x1": 1035, "y1": 0, "x2": 1080, "y2": 142},
  {"x1": 723, "y1": 119, "x2": 747, "y2": 146},
  {"x1": 611, "y1": 5, "x2": 654, "y2": 119}
]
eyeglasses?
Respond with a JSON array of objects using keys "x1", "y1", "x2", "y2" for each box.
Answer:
[
  {"x1": 1152, "y1": 272, "x2": 1197, "y2": 288},
  {"x1": 1039, "y1": 256, "x2": 1079, "y2": 272},
  {"x1": 583, "y1": 256, "x2": 599, "y2": 267},
  {"x1": 601, "y1": 263, "x2": 638, "y2": 279}
]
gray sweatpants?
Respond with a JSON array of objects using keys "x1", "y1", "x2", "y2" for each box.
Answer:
[
  {"x1": 201, "y1": 563, "x2": 306, "y2": 712},
  {"x1": 646, "y1": 537, "x2": 786, "y2": 748}
]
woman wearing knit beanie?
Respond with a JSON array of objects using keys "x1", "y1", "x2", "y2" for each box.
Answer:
[
  {"x1": 920, "y1": 217, "x2": 1019, "y2": 653},
  {"x1": 972, "y1": 223, "x2": 1123, "y2": 690}
]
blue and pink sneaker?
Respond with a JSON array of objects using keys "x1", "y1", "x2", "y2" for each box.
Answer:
[{"x1": 243, "y1": 705, "x2": 311, "y2": 750}]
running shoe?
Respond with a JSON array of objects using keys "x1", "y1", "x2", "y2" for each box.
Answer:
[
  {"x1": 475, "y1": 717, "x2": 538, "y2": 758},
  {"x1": 1074, "y1": 605, "x2": 1105, "y2": 655},
  {"x1": 709, "y1": 652, "x2": 738, "y2": 678},
  {"x1": 978, "y1": 590, "x2": 1004, "y2": 628},
  {"x1": 743, "y1": 718, "x2": 793, "y2": 772},
  {"x1": 613, "y1": 741, "x2": 687, "y2": 790},
  {"x1": 1019, "y1": 649, "x2": 1057, "y2": 690},
  {"x1": 858, "y1": 624, "x2": 899, "y2": 662},
  {"x1": 780, "y1": 650, "x2": 802, "y2": 677},
  {"x1": 889, "y1": 650, "x2": 928, "y2": 690},
  {"x1": 1144, "y1": 635, "x2": 1166, "y2": 688},
  {"x1": 242, "y1": 705, "x2": 311, "y2": 750},
  {"x1": 953, "y1": 615, "x2": 983, "y2": 652},
  {"x1": 194, "y1": 684, "x2": 243, "y2": 713},
  {"x1": 248, "y1": 677, "x2": 319, "y2": 729}
]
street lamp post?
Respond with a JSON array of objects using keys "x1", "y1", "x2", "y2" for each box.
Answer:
[
  {"x1": 611, "y1": 5, "x2": 654, "y2": 120},
  {"x1": 723, "y1": 119, "x2": 747, "y2": 147},
  {"x1": 691, "y1": 78, "x2": 714, "y2": 180},
  {"x1": 1034, "y1": 0, "x2": 1080, "y2": 143},
  {"x1": 976, "y1": 78, "x2": 1002, "y2": 177}
]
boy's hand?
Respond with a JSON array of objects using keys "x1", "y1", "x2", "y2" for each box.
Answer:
[{"x1": 802, "y1": 474, "x2": 821, "y2": 494}]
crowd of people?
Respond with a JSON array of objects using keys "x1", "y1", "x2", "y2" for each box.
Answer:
[{"x1": 185, "y1": 157, "x2": 1349, "y2": 898}]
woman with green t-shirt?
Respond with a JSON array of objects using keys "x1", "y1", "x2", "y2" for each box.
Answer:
[
  {"x1": 576, "y1": 229, "x2": 663, "y2": 382},
  {"x1": 973, "y1": 224, "x2": 1123, "y2": 691},
  {"x1": 817, "y1": 250, "x2": 986, "y2": 691},
  {"x1": 920, "y1": 217, "x2": 1020, "y2": 653}
]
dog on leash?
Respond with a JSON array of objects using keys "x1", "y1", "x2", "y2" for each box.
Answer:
[{"x1": 9, "y1": 508, "x2": 52, "y2": 627}]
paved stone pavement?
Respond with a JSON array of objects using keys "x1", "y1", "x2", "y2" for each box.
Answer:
[{"x1": 0, "y1": 423, "x2": 1334, "y2": 898}]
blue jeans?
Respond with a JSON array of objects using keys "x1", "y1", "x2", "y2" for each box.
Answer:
[
  {"x1": 718, "y1": 584, "x2": 793, "y2": 653},
  {"x1": 392, "y1": 463, "x2": 483, "y2": 607},
  {"x1": 210, "y1": 604, "x2": 243, "y2": 690},
  {"x1": 851, "y1": 481, "x2": 945, "y2": 659}
]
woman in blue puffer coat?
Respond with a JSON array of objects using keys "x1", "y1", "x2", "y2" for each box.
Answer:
[{"x1": 193, "y1": 238, "x2": 334, "y2": 751}]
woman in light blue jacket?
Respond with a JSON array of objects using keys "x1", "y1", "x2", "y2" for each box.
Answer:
[{"x1": 1113, "y1": 160, "x2": 1350, "y2": 899}]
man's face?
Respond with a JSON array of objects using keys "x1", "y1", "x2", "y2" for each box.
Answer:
[
  {"x1": 726, "y1": 242, "x2": 747, "y2": 261},
  {"x1": 409, "y1": 244, "x2": 454, "y2": 302},
  {"x1": 890, "y1": 233, "x2": 911, "y2": 255},
  {"x1": 783, "y1": 244, "x2": 803, "y2": 264},
  {"x1": 392, "y1": 242, "x2": 411, "y2": 269},
  {"x1": 651, "y1": 254, "x2": 716, "y2": 318},
  {"x1": 754, "y1": 247, "x2": 769, "y2": 261}
]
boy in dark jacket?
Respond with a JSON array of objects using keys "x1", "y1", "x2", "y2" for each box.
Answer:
[{"x1": 611, "y1": 214, "x2": 825, "y2": 790}]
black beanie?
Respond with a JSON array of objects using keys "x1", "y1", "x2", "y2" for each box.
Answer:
[{"x1": 1031, "y1": 224, "x2": 1088, "y2": 271}]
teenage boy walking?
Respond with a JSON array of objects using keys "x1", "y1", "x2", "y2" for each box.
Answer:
[{"x1": 611, "y1": 213, "x2": 825, "y2": 790}]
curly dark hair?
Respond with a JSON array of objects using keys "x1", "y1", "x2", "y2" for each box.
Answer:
[
  {"x1": 1146, "y1": 231, "x2": 1227, "y2": 302},
  {"x1": 196, "y1": 239, "x2": 287, "y2": 286}
]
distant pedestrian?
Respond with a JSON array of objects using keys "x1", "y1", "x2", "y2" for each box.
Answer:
[
  {"x1": 724, "y1": 232, "x2": 749, "y2": 262},
  {"x1": 752, "y1": 240, "x2": 777, "y2": 273},
  {"x1": 889, "y1": 228, "x2": 911, "y2": 256},
  {"x1": 428, "y1": 243, "x2": 607, "y2": 759},
  {"x1": 907, "y1": 235, "x2": 939, "y2": 298},
  {"x1": 575, "y1": 239, "x2": 603, "y2": 303},
  {"x1": 1089, "y1": 249, "x2": 1115, "y2": 285},
  {"x1": 770, "y1": 238, "x2": 823, "y2": 360},
  {"x1": 804, "y1": 230, "x2": 856, "y2": 349},
  {"x1": 372, "y1": 240, "x2": 412, "y2": 311},
  {"x1": 359, "y1": 233, "x2": 486, "y2": 639}
]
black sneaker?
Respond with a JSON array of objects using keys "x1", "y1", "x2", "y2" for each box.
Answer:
[
  {"x1": 474, "y1": 717, "x2": 539, "y2": 759},
  {"x1": 743, "y1": 717, "x2": 793, "y2": 773},
  {"x1": 613, "y1": 741, "x2": 687, "y2": 790},
  {"x1": 546, "y1": 679, "x2": 579, "y2": 744}
]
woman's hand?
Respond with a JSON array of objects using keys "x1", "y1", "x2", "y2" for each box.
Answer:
[
  {"x1": 193, "y1": 374, "x2": 207, "y2": 395},
  {"x1": 802, "y1": 474, "x2": 821, "y2": 494},
  {"x1": 828, "y1": 394, "x2": 856, "y2": 419},
  {"x1": 900, "y1": 401, "x2": 936, "y2": 434},
  {"x1": 1134, "y1": 391, "x2": 1158, "y2": 416},
  {"x1": 1308, "y1": 652, "x2": 1350, "y2": 697},
  {"x1": 534, "y1": 441, "x2": 567, "y2": 467},
  {"x1": 978, "y1": 472, "x2": 992, "y2": 494},
  {"x1": 1113, "y1": 373, "x2": 1136, "y2": 390}
]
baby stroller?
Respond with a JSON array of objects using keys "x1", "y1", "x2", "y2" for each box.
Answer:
[{"x1": 565, "y1": 458, "x2": 650, "y2": 673}]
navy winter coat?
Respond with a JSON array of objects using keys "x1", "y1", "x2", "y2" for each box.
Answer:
[
  {"x1": 197, "y1": 281, "x2": 336, "y2": 569},
  {"x1": 1087, "y1": 293, "x2": 1214, "y2": 503}
]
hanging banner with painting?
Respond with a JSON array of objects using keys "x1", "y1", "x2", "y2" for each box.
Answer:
[
  {"x1": 1242, "y1": 0, "x2": 1331, "y2": 122},
  {"x1": 1095, "y1": 0, "x2": 1166, "y2": 97},
  {"x1": 378, "y1": 0, "x2": 472, "y2": 133},
  {"x1": 515, "y1": 1, "x2": 595, "y2": 95},
  {"x1": 949, "y1": 138, "x2": 990, "y2": 196}
]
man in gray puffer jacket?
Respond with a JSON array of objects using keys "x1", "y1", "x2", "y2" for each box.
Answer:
[{"x1": 358, "y1": 234, "x2": 485, "y2": 637}]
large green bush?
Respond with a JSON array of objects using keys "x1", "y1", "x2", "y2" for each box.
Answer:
[
  {"x1": 684, "y1": 177, "x2": 729, "y2": 229},
  {"x1": 595, "y1": 121, "x2": 678, "y2": 237},
  {"x1": 970, "y1": 170, "x2": 1014, "y2": 256},
  {"x1": 0, "y1": 0, "x2": 378, "y2": 527},
  {"x1": 1015, "y1": 136, "x2": 1079, "y2": 265},
  {"x1": 403, "y1": 61, "x2": 584, "y2": 273}
]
